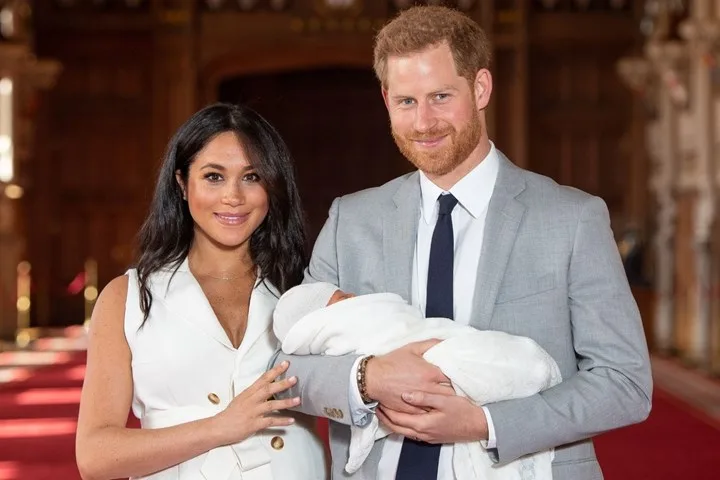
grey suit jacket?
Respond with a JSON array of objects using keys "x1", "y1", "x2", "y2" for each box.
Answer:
[{"x1": 275, "y1": 153, "x2": 652, "y2": 479}]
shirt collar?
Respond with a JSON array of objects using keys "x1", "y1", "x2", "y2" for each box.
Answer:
[{"x1": 419, "y1": 142, "x2": 499, "y2": 224}]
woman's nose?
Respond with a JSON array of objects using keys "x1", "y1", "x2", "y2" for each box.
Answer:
[{"x1": 222, "y1": 184, "x2": 245, "y2": 206}]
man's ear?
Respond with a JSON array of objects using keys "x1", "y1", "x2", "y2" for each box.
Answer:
[
  {"x1": 382, "y1": 87, "x2": 390, "y2": 111},
  {"x1": 474, "y1": 69, "x2": 493, "y2": 111},
  {"x1": 175, "y1": 170, "x2": 187, "y2": 200}
]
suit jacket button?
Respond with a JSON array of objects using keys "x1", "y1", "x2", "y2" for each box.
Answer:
[
  {"x1": 208, "y1": 393, "x2": 220, "y2": 405},
  {"x1": 271, "y1": 436, "x2": 284, "y2": 450}
]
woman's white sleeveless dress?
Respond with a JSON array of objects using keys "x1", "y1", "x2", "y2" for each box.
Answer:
[{"x1": 124, "y1": 258, "x2": 327, "y2": 479}]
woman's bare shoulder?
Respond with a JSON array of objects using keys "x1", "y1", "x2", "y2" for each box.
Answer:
[{"x1": 90, "y1": 275, "x2": 129, "y2": 329}]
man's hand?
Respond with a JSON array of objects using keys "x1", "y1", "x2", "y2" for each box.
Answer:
[
  {"x1": 365, "y1": 340, "x2": 453, "y2": 414},
  {"x1": 376, "y1": 392, "x2": 489, "y2": 444}
]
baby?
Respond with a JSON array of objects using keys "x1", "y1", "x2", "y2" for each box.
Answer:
[{"x1": 273, "y1": 283, "x2": 561, "y2": 480}]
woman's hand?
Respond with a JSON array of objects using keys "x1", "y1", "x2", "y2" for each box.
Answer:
[{"x1": 211, "y1": 360, "x2": 300, "y2": 446}]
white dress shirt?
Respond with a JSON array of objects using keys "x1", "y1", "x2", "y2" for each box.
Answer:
[{"x1": 348, "y1": 143, "x2": 500, "y2": 479}]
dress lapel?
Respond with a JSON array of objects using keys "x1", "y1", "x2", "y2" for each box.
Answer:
[
  {"x1": 235, "y1": 279, "x2": 277, "y2": 361},
  {"x1": 383, "y1": 173, "x2": 420, "y2": 303},
  {"x1": 470, "y1": 153, "x2": 527, "y2": 330},
  {"x1": 158, "y1": 258, "x2": 237, "y2": 351}
]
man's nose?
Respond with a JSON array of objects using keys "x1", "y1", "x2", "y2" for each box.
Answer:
[{"x1": 413, "y1": 101, "x2": 437, "y2": 133}]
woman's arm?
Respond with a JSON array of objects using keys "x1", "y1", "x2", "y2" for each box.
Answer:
[{"x1": 76, "y1": 275, "x2": 299, "y2": 480}]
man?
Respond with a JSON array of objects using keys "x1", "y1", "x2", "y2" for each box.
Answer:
[{"x1": 275, "y1": 5, "x2": 652, "y2": 479}]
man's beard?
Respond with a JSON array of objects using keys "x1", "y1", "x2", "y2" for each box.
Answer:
[{"x1": 392, "y1": 112, "x2": 482, "y2": 177}]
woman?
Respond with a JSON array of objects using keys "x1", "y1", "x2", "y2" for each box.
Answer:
[{"x1": 76, "y1": 103, "x2": 327, "y2": 480}]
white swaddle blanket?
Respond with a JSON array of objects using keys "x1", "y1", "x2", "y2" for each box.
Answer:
[{"x1": 273, "y1": 286, "x2": 562, "y2": 480}]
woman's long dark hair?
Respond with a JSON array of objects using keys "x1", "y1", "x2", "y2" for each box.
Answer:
[{"x1": 135, "y1": 102, "x2": 307, "y2": 322}]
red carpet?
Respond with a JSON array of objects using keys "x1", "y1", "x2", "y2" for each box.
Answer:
[{"x1": 1, "y1": 338, "x2": 719, "y2": 479}]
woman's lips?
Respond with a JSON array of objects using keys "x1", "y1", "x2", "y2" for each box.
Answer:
[{"x1": 214, "y1": 213, "x2": 249, "y2": 226}]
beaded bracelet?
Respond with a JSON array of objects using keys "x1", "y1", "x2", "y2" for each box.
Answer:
[{"x1": 357, "y1": 355, "x2": 375, "y2": 404}]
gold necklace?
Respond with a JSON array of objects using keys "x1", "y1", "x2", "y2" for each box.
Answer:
[
  {"x1": 188, "y1": 257, "x2": 255, "y2": 282},
  {"x1": 190, "y1": 265, "x2": 256, "y2": 282},
  {"x1": 196, "y1": 272, "x2": 241, "y2": 281}
]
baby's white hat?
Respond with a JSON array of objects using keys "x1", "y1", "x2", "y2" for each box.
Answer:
[{"x1": 273, "y1": 282, "x2": 340, "y2": 341}]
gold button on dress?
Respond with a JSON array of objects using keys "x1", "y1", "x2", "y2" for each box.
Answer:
[{"x1": 270, "y1": 436, "x2": 284, "y2": 450}]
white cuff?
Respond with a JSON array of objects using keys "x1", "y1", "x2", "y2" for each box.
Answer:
[
  {"x1": 480, "y1": 406, "x2": 497, "y2": 449},
  {"x1": 348, "y1": 356, "x2": 377, "y2": 427}
]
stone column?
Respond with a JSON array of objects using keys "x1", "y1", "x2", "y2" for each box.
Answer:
[
  {"x1": 646, "y1": 40, "x2": 688, "y2": 354},
  {"x1": 678, "y1": 3, "x2": 719, "y2": 366}
]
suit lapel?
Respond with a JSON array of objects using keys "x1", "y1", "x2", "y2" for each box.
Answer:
[
  {"x1": 470, "y1": 153, "x2": 527, "y2": 330},
  {"x1": 383, "y1": 173, "x2": 420, "y2": 302}
]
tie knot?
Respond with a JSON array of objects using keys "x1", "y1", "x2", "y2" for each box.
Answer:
[{"x1": 437, "y1": 193, "x2": 458, "y2": 216}]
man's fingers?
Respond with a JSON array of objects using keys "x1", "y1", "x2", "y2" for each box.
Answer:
[
  {"x1": 423, "y1": 382, "x2": 455, "y2": 396},
  {"x1": 421, "y1": 365, "x2": 451, "y2": 385},
  {"x1": 381, "y1": 402, "x2": 427, "y2": 415},
  {"x1": 378, "y1": 406, "x2": 422, "y2": 430},
  {"x1": 376, "y1": 409, "x2": 423, "y2": 440},
  {"x1": 406, "y1": 338, "x2": 443, "y2": 355},
  {"x1": 401, "y1": 391, "x2": 447, "y2": 409}
]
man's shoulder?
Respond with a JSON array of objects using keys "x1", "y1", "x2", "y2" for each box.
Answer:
[
  {"x1": 513, "y1": 164, "x2": 600, "y2": 210},
  {"x1": 335, "y1": 171, "x2": 416, "y2": 210}
]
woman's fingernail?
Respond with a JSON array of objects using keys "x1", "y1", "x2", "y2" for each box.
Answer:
[
  {"x1": 281, "y1": 361, "x2": 289, "y2": 367},
  {"x1": 289, "y1": 376, "x2": 297, "y2": 383}
]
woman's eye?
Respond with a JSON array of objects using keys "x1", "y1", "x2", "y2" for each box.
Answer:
[
  {"x1": 243, "y1": 172, "x2": 261, "y2": 183},
  {"x1": 204, "y1": 172, "x2": 222, "y2": 182}
]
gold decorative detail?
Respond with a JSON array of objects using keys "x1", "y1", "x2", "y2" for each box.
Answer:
[
  {"x1": 208, "y1": 393, "x2": 220, "y2": 405},
  {"x1": 16, "y1": 261, "x2": 31, "y2": 347},
  {"x1": 84, "y1": 258, "x2": 98, "y2": 327},
  {"x1": 270, "y1": 435, "x2": 284, "y2": 450},
  {"x1": 3, "y1": 184, "x2": 23, "y2": 199}
]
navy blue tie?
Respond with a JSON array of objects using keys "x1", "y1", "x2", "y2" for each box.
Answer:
[{"x1": 395, "y1": 193, "x2": 458, "y2": 480}]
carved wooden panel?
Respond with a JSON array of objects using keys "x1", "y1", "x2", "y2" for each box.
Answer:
[
  {"x1": 28, "y1": 31, "x2": 154, "y2": 327},
  {"x1": 527, "y1": 14, "x2": 637, "y2": 221}
]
